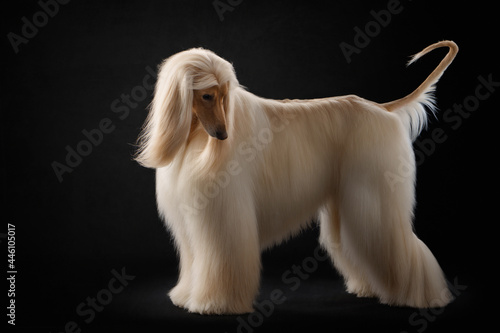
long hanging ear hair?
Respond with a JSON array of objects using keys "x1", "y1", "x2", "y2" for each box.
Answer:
[{"x1": 135, "y1": 53, "x2": 194, "y2": 168}]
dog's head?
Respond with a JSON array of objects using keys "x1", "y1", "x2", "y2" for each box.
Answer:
[
  {"x1": 192, "y1": 82, "x2": 229, "y2": 141},
  {"x1": 135, "y1": 48, "x2": 238, "y2": 168}
]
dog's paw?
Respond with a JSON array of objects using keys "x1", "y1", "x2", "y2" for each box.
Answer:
[
  {"x1": 169, "y1": 285, "x2": 190, "y2": 309},
  {"x1": 346, "y1": 280, "x2": 376, "y2": 298},
  {"x1": 187, "y1": 298, "x2": 253, "y2": 315}
]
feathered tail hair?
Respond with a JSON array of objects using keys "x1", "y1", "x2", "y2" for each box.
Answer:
[{"x1": 382, "y1": 40, "x2": 458, "y2": 141}]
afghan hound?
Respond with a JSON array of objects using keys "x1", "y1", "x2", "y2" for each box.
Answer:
[{"x1": 135, "y1": 41, "x2": 458, "y2": 314}]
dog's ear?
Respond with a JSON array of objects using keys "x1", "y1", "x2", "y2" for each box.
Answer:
[
  {"x1": 223, "y1": 84, "x2": 230, "y2": 119},
  {"x1": 135, "y1": 58, "x2": 193, "y2": 168}
]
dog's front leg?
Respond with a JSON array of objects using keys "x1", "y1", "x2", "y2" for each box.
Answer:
[
  {"x1": 168, "y1": 229, "x2": 194, "y2": 309},
  {"x1": 185, "y1": 203, "x2": 261, "y2": 315}
]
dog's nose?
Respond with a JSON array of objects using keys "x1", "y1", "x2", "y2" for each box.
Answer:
[{"x1": 215, "y1": 130, "x2": 228, "y2": 140}]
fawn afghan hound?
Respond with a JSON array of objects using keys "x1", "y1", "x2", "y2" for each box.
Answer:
[{"x1": 136, "y1": 41, "x2": 458, "y2": 314}]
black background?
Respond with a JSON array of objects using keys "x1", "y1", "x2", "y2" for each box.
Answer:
[{"x1": 2, "y1": 0, "x2": 498, "y2": 332}]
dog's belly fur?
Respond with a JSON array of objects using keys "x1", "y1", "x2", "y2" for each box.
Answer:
[
  {"x1": 253, "y1": 138, "x2": 336, "y2": 249},
  {"x1": 255, "y1": 187, "x2": 325, "y2": 250}
]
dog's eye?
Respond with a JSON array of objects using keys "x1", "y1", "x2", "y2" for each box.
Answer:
[{"x1": 202, "y1": 94, "x2": 213, "y2": 101}]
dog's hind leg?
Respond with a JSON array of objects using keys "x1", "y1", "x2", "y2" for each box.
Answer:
[{"x1": 336, "y1": 142, "x2": 452, "y2": 308}]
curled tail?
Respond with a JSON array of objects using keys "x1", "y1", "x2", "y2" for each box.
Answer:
[{"x1": 382, "y1": 40, "x2": 458, "y2": 140}]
